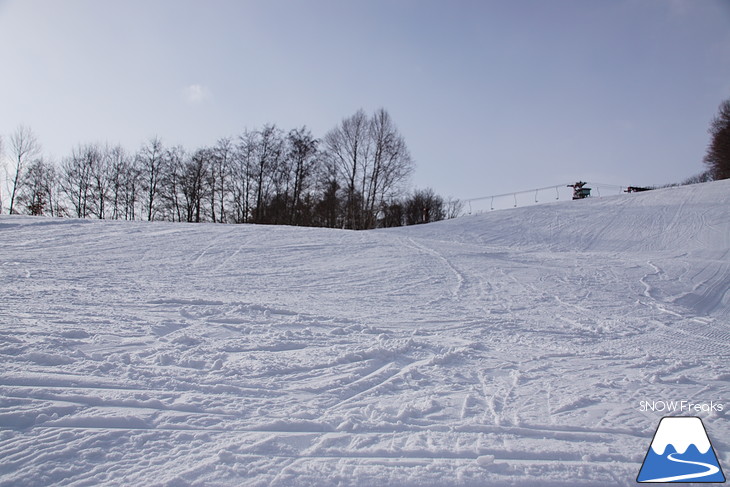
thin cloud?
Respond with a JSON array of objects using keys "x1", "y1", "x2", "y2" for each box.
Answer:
[{"x1": 182, "y1": 84, "x2": 211, "y2": 104}]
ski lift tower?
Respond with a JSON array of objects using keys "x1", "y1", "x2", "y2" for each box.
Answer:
[{"x1": 568, "y1": 181, "x2": 591, "y2": 200}]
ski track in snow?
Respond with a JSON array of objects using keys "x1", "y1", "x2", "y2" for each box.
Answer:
[{"x1": 1, "y1": 180, "x2": 729, "y2": 486}]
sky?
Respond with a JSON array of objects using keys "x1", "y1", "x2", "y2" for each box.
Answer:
[{"x1": 1, "y1": 0, "x2": 729, "y2": 202}]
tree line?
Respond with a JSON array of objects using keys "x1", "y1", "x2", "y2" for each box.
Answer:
[{"x1": 0, "y1": 108, "x2": 462, "y2": 229}]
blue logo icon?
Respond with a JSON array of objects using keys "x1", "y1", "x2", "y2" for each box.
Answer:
[{"x1": 637, "y1": 416, "x2": 725, "y2": 483}]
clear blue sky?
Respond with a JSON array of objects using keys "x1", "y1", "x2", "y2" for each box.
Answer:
[{"x1": 1, "y1": 0, "x2": 729, "y2": 200}]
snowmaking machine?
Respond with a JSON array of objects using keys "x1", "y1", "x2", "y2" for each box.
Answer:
[{"x1": 568, "y1": 181, "x2": 591, "y2": 200}]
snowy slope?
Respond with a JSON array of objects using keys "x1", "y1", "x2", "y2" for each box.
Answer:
[{"x1": 1, "y1": 180, "x2": 728, "y2": 486}]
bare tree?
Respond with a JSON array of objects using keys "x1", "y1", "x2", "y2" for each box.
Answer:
[
  {"x1": 107, "y1": 145, "x2": 134, "y2": 220},
  {"x1": 252, "y1": 125, "x2": 284, "y2": 223},
  {"x1": 46, "y1": 162, "x2": 65, "y2": 217},
  {"x1": 404, "y1": 188, "x2": 445, "y2": 225},
  {"x1": 160, "y1": 145, "x2": 185, "y2": 222},
  {"x1": 379, "y1": 198, "x2": 405, "y2": 228},
  {"x1": 704, "y1": 98, "x2": 730, "y2": 180},
  {"x1": 232, "y1": 130, "x2": 257, "y2": 223},
  {"x1": 313, "y1": 178, "x2": 342, "y2": 228},
  {"x1": 181, "y1": 148, "x2": 210, "y2": 222},
  {"x1": 323, "y1": 110, "x2": 371, "y2": 229},
  {"x1": 60, "y1": 145, "x2": 96, "y2": 218},
  {"x1": 323, "y1": 109, "x2": 413, "y2": 229},
  {"x1": 212, "y1": 137, "x2": 234, "y2": 223},
  {"x1": 123, "y1": 157, "x2": 142, "y2": 220},
  {"x1": 89, "y1": 145, "x2": 113, "y2": 219},
  {"x1": 444, "y1": 196, "x2": 465, "y2": 219},
  {"x1": 137, "y1": 137, "x2": 165, "y2": 221},
  {"x1": 366, "y1": 109, "x2": 414, "y2": 228},
  {"x1": 8, "y1": 125, "x2": 41, "y2": 214},
  {"x1": 286, "y1": 127, "x2": 319, "y2": 225},
  {"x1": 102, "y1": 145, "x2": 141, "y2": 220},
  {"x1": 17, "y1": 158, "x2": 57, "y2": 216}
]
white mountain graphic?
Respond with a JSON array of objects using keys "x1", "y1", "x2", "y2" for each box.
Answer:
[{"x1": 651, "y1": 417, "x2": 711, "y2": 455}]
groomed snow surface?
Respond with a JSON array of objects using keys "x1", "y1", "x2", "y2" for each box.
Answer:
[{"x1": 1, "y1": 180, "x2": 728, "y2": 486}]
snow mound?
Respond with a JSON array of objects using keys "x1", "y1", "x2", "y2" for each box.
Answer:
[{"x1": 396, "y1": 179, "x2": 730, "y2": 254}]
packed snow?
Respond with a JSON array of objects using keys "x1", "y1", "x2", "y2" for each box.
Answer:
[{"x1": 1, "y1": 180, "x2": 728, "y2": 486}]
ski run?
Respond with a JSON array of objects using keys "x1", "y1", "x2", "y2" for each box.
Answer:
[{"x1": 1, "y1": 179, "x2": 728, "y2": 486}]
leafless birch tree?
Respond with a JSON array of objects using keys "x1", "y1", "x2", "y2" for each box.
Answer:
[{"x1": 8, "y1": 125, "x2": 41, "y2": 214}]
